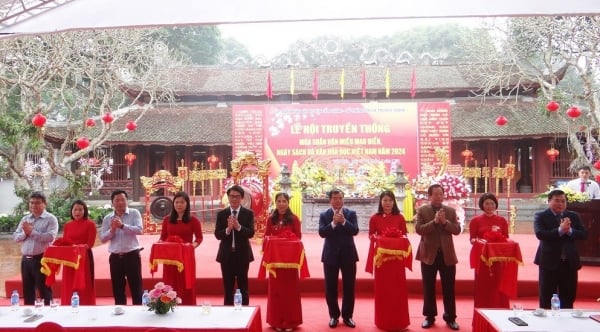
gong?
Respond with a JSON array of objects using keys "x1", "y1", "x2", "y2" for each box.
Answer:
[{"x1": 150, "y1": 196, "x2": 172, "y2": 219}]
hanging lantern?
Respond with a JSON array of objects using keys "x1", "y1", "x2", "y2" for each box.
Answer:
[
  {"x1": 546, "y1": 100, "x2": 560, "y2": 112},
  {"x1": 32, "y1": 113, "x2": 47, "y2": 128},
  {"x1": 594, "y1": 160, "x2": 600, "y2": 170},
  {"x1": 546, "y1": 147, "x2": 559, "y2": 162},
  {"x1": 566, "y1": 106, "x2": 581, "y2": 119},
  {"x1": 76, "y1": 137, "x2": 90, "y2": 150},
  {"x1": 495, "y1": 115, "x2": 508, "y2": 126},
  {"x1": 124, "y1": 152, "x2": 136, "y2": 167},
  {"x1": 125, "y1": 121, "x2": 137, "y2": 131},
  {"x1": 102, "y1": 112, "x2": 114, "y2": 124},
  {"x1": 207, "y1": 154, "x2": 219, "y2": 164},
  {"x1": 460, "y1": 148, "x2": 473, "y2": 161},
  {"x1": 85, "y1": 118, "x2": 96, "y2": 127}
]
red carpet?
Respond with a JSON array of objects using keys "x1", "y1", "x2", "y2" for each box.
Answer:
[
  {"x1": 5, "y1": 233, "x2": 600, "y2": 331},
  {"x1": 7, "y1": 233, "x2": 599, "y2": 298}
]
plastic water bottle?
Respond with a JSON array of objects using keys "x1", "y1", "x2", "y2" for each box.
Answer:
[
  {"x1": 550, "y1": 293, "x2": 560, "y2": 317},
  {"x1": 233, "y1": 288, "x2": 242, "y2": 311},
  {"x1": 71, "y1": 291, "x2": 80, "y2": 313},
  {"x1": 141, "y1": 290, "x2": 150, "y2": 307},
  {"x1": 10, "y1": 290, "x2": 19, "y2": 311}
]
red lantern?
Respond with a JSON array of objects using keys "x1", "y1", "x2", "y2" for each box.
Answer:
[
  {"x1": 495, "y1": 115, "x2": 508, "y2": 126},
  {"x1": 460, "y1": 149, "x2": 473, "y2": 161},
  {"x1": 207, "y1": 154, "x2": 219, "y2": 164},
  {"x1": 546, "y1": 147, "x2": 559, "y2": 162},
  {"x1": 124, "y1": 152, "x2": 136, "y2": 167},
  {"x1": 594, "y1": 160, "x2": 600, "y2": 170},
  {"x1": 102, "y1": 112, "x2": 114, "y2": 124},
  {"x1": 32, "y1": 113, "x2": 47, "y2": 128},
  {"x1": 566, "y1": 106, "x2": 581, "y2": 119},
  {"x1": 546, "y1": 100, "x2": 560, "y2": 112},
  {"x1": 125, "y1": 121, "x2": 137, "y2": 131},
  {"x1": 76, "y1": 137, "x2": 90, "y2": 150},
  {"x1": 85, "y1": 118, "x2": 96, "y2": 127}
]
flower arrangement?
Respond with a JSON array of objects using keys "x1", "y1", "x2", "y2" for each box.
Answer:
[
  {"x1": 433, "y1": 173, "x2": 471, "y2": 199},
  {"x1": 536, "y1": 185, "x2": 591, "y2": 204},
  {"x1": 147, "y1": 282, "x2": 181, "y2": 315}
]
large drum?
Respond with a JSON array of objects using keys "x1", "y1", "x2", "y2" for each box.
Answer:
[{"x1": 224, "y1": 179, "x2": 265, "y2": 217}]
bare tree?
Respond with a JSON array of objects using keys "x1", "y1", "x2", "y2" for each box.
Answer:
[
  {"x1": 0, "y1": 28, "x2": 185, "y2": 196},
  {"x1": 461, "y1": 16, "x2": 600, "y2": 171}
]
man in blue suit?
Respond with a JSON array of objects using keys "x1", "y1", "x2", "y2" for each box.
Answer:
[
  {"x1": 534, "y1": 189, "x2": 587, "y2": 309},
  {"x1": 318, "y1": 189, "x2": 359, "y2": 329}
]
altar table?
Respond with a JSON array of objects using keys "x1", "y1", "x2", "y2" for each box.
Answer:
[
  {"x1": 0, "y1": 305, "x2": 262, "y2": 332},
  {"x1": 474, "y1": 308, "x2": 600, "y2": 332}
]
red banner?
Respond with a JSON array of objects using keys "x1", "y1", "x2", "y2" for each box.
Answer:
[{"x1": 232, "y1": 102, "x2": 450, "y2": 180}]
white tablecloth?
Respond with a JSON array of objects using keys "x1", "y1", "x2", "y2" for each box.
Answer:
[
  {"x1": 0, "y1": 305, "x2": 261, "y2": 331},
  {"x1": 476, "y1": 309, "x2": 600, "y2": 332}
]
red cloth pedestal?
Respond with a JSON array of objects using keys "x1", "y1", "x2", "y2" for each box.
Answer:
[
  {"x1": 258, "y1": 237, "x2": 309, "y2": 330},
  {"x1": 149, "y1": 242, "x2": 196, "y2": 305},
  {"x1": 41, "y1": 244, "x2": 95, "y2": 305},
  {"x1": 470, "y1": 240, "x2": 523, "y2": 308},
  {"x1": 366, "y1": 236, "x2": 412, "y2": 331}
]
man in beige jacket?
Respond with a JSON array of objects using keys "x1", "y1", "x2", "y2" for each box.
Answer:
[{"x1": 415, "y1": 184, "x2": 461, "y2": 330}]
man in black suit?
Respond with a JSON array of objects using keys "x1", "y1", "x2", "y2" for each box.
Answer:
[
  {"x1": 534, "y1": 189, "x2": 587, "y2": 309},
  {"x1": 215, "y1": 185, "x2": 255, "y2": 305},
  {"x1": 318, "y1": 189, "x2": 359, "y2": 329}
]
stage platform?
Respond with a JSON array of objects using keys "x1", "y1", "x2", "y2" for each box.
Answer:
[{"x1": 5, "y1": 233, "x2": 600, "y2": 301}]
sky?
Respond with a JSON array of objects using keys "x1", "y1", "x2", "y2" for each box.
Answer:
[{"x1": 219, "y1": 17, "x2": 491, "y2": 58}]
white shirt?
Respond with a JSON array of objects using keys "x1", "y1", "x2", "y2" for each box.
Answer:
[{"x1": 566, "y1": 178, "x2": 600, "y2": 199}]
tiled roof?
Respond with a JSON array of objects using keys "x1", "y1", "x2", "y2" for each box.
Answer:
[
  {"x1": 45, "y1": 105, "x2": 232, "y2": 146},
  {"x1": 451, "y1": 100, "x2": 585, "y2": 140},
  {"x1": 45, "y1": 100, "x2": 575, "y2": 145},
  {"x1": 127, "y1": 65, "x2": 491, "y2": 97}
]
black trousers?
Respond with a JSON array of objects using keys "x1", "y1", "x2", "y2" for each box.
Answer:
[
  {"x1": 323, "y1": 261, "x2": 357, "y2": 320},
  {"x1": 220, "y1": 251, "x2": 250, "y2": 305},
  {"x1": 21, "y1": 254, "x2": 52, "y2": 305},
  {"x1": 421, "y1": 251, "x2": 457, "y2": 322},
  {"x1": 539, "y1": 261, "x2": 578, "y2": 309},
  {"x1": 109, "y1": 250, "x2": 143, "y2": 305}
]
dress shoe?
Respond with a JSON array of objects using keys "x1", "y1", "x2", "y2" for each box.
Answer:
[
  {"x1": 343, "y1": 318, "x2": 356, "y2": 328},
  {"x1": 446, "y1": 321, "x2": 460, "y2": 330},
  {"x1": 421, "y1": 318, "x2": 434, "y2": 329},
  {"x1": 328, "y1": 318, "x2": 338, "y2": 328}
]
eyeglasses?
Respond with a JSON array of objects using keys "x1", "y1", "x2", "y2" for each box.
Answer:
[
  {"x1": 228, "y1": 195, "x2": 242, "y2": 199},
  {"x1": 29, "y1": 200, "x2": 44, "y2": 205}
]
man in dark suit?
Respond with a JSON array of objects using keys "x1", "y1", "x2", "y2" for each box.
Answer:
[
  {"x1": 215, "y1": 185, "x2": 255, "y2": 306},
  {"x1": 534, "y1": 189, "x2": 587, "y2": 309},
  {"x1": 318, "y1": 189, "x2": 359, "y2": 329},
  {"x1": 415, "y1": 184, "x2": 461, "y2": 330}
]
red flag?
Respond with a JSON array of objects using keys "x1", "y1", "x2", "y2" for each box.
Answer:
[
  {"x1": 361, "y1": 69, "x2": 366, "y2": 98},
  {"x1": 312, "y1": 71, "x2": 319, "y2": 100},
  {"x1": 410, "y1": 68, "x2": 416, "y2": 98},
  {"x1": 266, "y1": 70, "x2": 273, "y2": 100}
]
